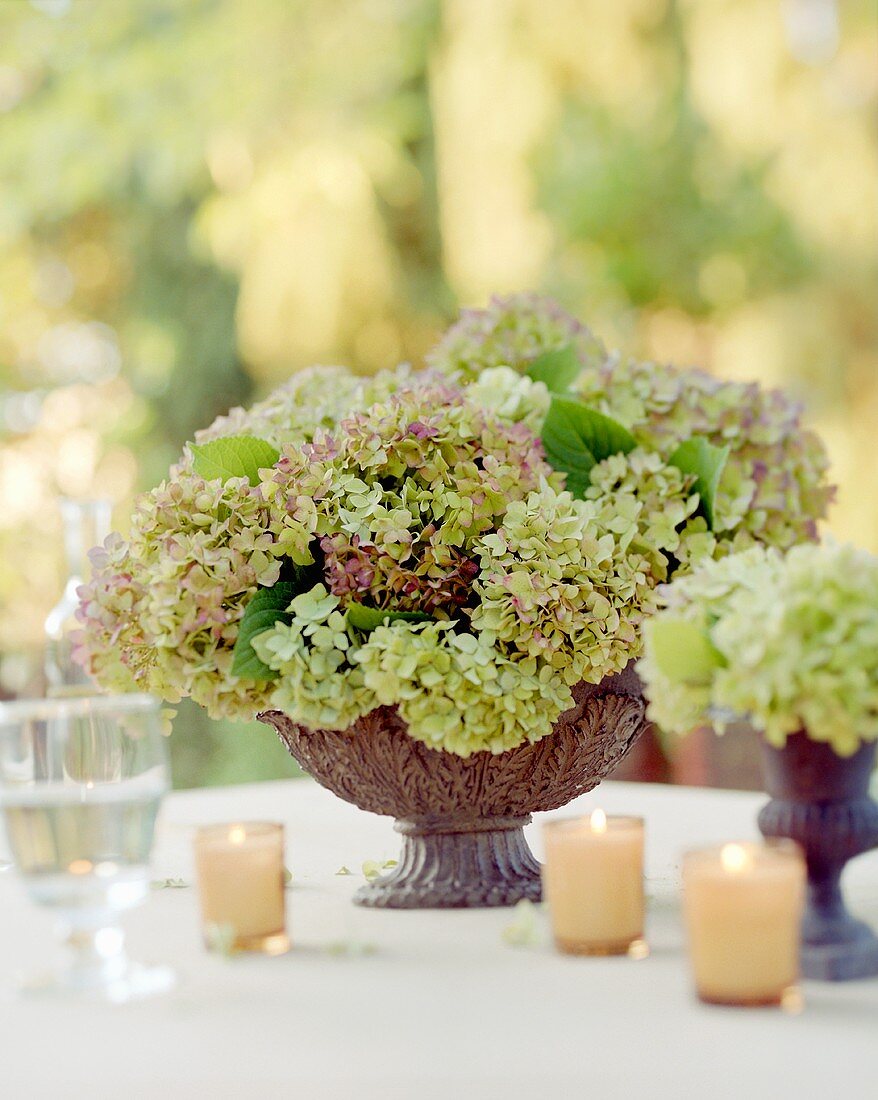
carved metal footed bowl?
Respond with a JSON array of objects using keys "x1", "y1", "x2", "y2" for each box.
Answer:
[{"x1": 259, "y1": 663, "x2": 646, "y2": 909}]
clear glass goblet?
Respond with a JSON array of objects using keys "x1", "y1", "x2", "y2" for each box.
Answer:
[{"x1": 0, "y1": 693, "x2": 174, "y2": 1002}]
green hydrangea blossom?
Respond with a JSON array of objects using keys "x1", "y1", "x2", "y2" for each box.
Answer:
[
  {"x1": 194, "y1": 365, "x2": 364, "y2": 448},
  {"x1": 471, "y1": 483, "x2": 642, "y2": 685},
  {"x1": 640, "y1": 544, "x2": 878, "y2": 756},
  {"x1": 463, "y1": 366, "x2": 551, "y2": 431},
  {"x1": 193, "y1": 363, "x2": 421, "y2": 452},
  {"x1": 253, "y1": 584, "x2": 377, "y2": 730},
  {"x1": 585, "y1": 449, "x2": 705, "y2": 580},
  {"x1": 354, "y1": 620, "x2": 571, "y2": 756}
]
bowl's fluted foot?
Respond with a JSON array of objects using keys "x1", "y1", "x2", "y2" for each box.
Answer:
[
  {"x1": 802, "y1": 919, "x2": 878, "y2": 981},
  {"x1": 354, "y1": 818, "x2": 542, "y2": 909}
]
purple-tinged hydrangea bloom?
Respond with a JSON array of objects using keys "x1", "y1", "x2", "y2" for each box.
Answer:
[
  {"x1": 263, "y1": 380, "x2": 558, "y2": 620},
  {"x1": 429, "y1": 295, "x2": 833, "y2": 554},
  {"x1": 573, "y1": 354, "x2": 833, "y2": 550},
  {"x1": 75, "y1": 473, "x2": 284, "y2": 719},
  {"x1": 428, "y1": 293, "x2": 607, "y2": 381}
]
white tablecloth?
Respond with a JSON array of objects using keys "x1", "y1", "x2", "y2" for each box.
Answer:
[{"x1": 1, "y1": 777, "x2": 875, "y2": 1099}]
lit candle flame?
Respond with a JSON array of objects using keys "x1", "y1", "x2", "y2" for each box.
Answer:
[
  {"x1": 228, "y1": 825, "x2": 246, "y2": 846},
  {"x1": 591, "y1": 808, "x2": 608, "y2": 834},
  {"x1": 720, "y1": 843, "x2": 751, "y2": 874}
]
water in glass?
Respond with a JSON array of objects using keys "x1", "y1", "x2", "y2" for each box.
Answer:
[{"x1": 0, "y1": 694, "x2": 174, "y2": 1001}]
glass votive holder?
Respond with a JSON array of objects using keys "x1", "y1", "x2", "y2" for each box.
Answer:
[
  {"x1": 682, "y1": 840, "x2": 805, "y2": 1007},
  {"x1": 194, "y1": 822, "x2": 289, "y2": 955},
  {"x1": 542, "y1": 810, "x2": 646, "y2": 957}
]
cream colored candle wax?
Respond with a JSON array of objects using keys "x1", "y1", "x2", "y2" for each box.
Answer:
[
  {"x1": 194, "y1": 821, "x2": 289, "y2": 954},
  {"x1": 543, "y1": 810, "x2": 646, "y2": 956},
  {"x1": 682, "y1": 841, "x2": 805, "y2": 1007}
]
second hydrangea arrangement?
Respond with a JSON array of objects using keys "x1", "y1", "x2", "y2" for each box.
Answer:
[
  {"x1": 75, "y1": 296, "x2": 833, "y2": 757},
  {"x1": 639, "y1": 542, "x2": 878, "y2": 757}
]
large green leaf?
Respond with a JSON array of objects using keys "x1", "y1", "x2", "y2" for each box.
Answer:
[
  {"x1": 189, "y1": 436, "x2": 280, "y2": 487},
  {"x1": 231, "y1": 581, "x2": 301, "y2": 681},
  {"x1": 646, "y1": 618, "x2": 724, "y2": 686},
  {"x1": 668, "y1": 435, "x2": 730, "y2": 530},
  {"x1": 524, "y1": 344, "x2": 580, "y2": 394},
  {"x1": 541, "y1": 396, "x2": 637, "y2": 497},
  {"x1": 345, "y1": 602, "x2": 433, "y2": 634}
]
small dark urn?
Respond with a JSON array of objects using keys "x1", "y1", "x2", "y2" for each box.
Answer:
[
  {"x1": 260, "y1": 664, "x2": 647, "y2": 909},
  {"x1": 758, "y1": 732, "x2": 878, "y2": 981}
]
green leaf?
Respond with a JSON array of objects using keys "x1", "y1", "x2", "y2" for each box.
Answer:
[
  {"x1": 647, "y1": 618, "x2": 724, "y2": 686},
  {"x1": 277, "y1": 556, "x2": 321, "y2": 586},
  {"x1": 524, "y1": 345, "x2": 580, "y2": 394},
  {"x1": 345, "y1": 602, "x2": 432, "y2": 633},
  {"x1": 189, "y1": 435, "x2": 280, "y2": 487},
  {"x1": 231, "y1": 581, "x2": 302, "y2": 681},
  {"x1": 541, "y1": 396, "x2": 637, "y2": 497},
  {"x1": 668, "y1": 436, "x2": 730, "y2": 530}
]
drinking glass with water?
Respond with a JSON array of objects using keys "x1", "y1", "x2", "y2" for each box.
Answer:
[{"x1": 0, "y1": 693, "x2": 173, "y2": 1001}]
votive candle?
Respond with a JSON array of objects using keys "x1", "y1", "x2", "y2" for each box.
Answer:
[
  {"x1": 682, "y1": 840, "x2": 805, "y2": 1006},
  {"x1": 194, "y1": 821, "x2": 289, "y2": 954},
  {"x1": 542, "y1": 810, "x2": 645, "y2": 956}
]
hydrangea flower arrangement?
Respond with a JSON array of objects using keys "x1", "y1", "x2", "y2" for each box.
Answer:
[
  {"x1": 639, "y1": 543, "x2": 878, "y2": 757},
  {"x1": 75, "y1": 298, "x2": 833, "y2": 757}
]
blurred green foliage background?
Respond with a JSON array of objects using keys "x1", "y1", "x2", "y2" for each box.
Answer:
[{"x1": 1, "y1": 0, "x2": 875, "y2": 787}]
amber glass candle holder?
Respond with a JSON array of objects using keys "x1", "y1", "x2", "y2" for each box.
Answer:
[
  {"x1": 682, "y1": 840, "x2": 805, "y2": 1007},
  {"x1": 542, "y1": 811, "x2": 646, "y2": 957},
  {"x1": 194, "y1": 822, "x2": 289, "y2": 955}
]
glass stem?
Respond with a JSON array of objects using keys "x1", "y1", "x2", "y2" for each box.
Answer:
[{"x1": 59, "y1": 917, "x2": 129, "y2": 992}]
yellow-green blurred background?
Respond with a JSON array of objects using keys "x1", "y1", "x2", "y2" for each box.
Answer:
[{"x1": 1, "y1": 0, "x2": 876, "y2": 786}]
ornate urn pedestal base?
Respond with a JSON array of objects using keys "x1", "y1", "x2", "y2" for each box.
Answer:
[
  {"x1": 758, "y1": 733, "x2": 878, "y2": 982},
  {"x1": 260, "y1": 664, "x2": 647, "y2": 909},
  {"x1": 357, "y1": 815, "x2": 541, "y2": 909}
]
